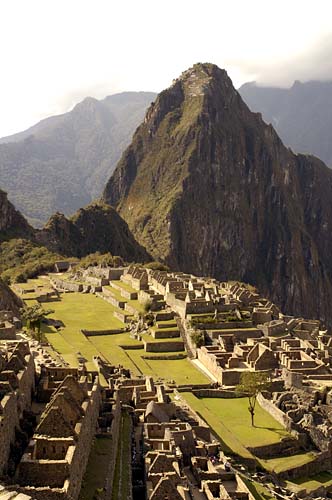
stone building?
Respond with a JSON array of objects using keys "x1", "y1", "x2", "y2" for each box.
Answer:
[
  {"x1": 0, "y1": 341, "x2": 35, "y2": 476},
  {"x1": 17, "y1": 374, "x2": 101, "y2": 500}
]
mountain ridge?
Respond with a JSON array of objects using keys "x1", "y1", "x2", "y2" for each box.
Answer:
[
  {"x1": 239, "y1": 79, "x2": 332, "y2": 167},
  {"x1": 0, "y1": 188, "x2": 150, "y2": 272},
  {"x1": 0, "y1": 91, "x2": 157, "y2": 225}
]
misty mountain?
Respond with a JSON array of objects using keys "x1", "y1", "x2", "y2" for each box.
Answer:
[
  {"x1": 239, "y1": 80, "x2": 332, "y2": 167},
  {"x1": 0, "y1": 91, "x2": 156, "y2": 226}
]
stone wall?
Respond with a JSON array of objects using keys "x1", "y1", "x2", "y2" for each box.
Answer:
[
  {"x1": 18, "y1": 377, "x2": 101, "y2": 500},
  {"x1": 66, "y1": 379, "x2": 101, "y2": 500},
  {"x1": 0, "y1": 321, "x2": 16, "y2": 340},
  {"x1": 143, "y1": 340, "x2": 184, "y2": 352},
  {"x1": 247, "y1": 437, "x2": 301, "y2": 459},
  {"x1": 0, "y1": 343, "x2": 35, "y2": 476},
  {"x1": 51, "y1": 278, "x2": 83, "y2": 293},
  {"x1": 277, "y1": 451, "x2": 332, "y2": 480},
  {"x1": 112, "y1": 310, "x2": 133, "y2": 323},
  {"x1": 103, "y1": 394, "x2": 122, "y2": 498},
  {"x1": 256, "y1": 393, "x2": 295, "y2": 432},
  {"x1": 192, "y1": 389, "x2": 239, "y2": 398},
  {"x1": 82, "y1": 328, "x2": 125, "y2": 336}
]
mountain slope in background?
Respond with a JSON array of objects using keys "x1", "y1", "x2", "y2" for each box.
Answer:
[
  {"x1": 36, "y1": 202, "x2": 150, "y2": 262},
  {"x1": 0, "y1": 91, "x2": 156, "y2": 226},
  {"x1": 0, "y1": 188, "x2": 149, "y2": 281},
  {"x1": 0, "y1": 188, "x2": 34, "y2": 240},
  {"x1": 104, "y1": 63, "x2": 332, "y2": 326},
  {"x1": 239, "y1": 80, "x2": 332, "y2": 167}
]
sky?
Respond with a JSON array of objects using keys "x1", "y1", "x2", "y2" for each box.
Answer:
[{"x1": 0, "y1": 0, "x2": 331, "y2": 138}]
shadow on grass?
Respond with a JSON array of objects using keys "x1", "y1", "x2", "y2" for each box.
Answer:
[
  {"x1": 254, "y1": 425, "x2": 289, "y2": 439},
  {"x1": 292, "y1": 472, "x2": 332, "y2": 486}
]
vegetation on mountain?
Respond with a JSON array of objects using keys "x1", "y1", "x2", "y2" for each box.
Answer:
[
  {"x1": 78, "y1": 252, "x2": 124, "y2": 269},
  {"x1": 0, "y1": 185, "x2": 149, "y2": 280},
  {"x1": 0, "y1": 239, "x2": 64, "y2": 283},
  {"x1": 239, "y1": 80, "x2": 332, "y2": 167},
  {"x1": 103, "y1": 62, "x2": 332, "y2": 326},
  {"x1": 36, "y1": 202, "x2": 150, "y2": 261},
  {"x1": 0, "y1": 92, "x2": 156, "y2": 225},
  {"x1": 145, "y1": 261, "x2": 170, "y2": 271}
]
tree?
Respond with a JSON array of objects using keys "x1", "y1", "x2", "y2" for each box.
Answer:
[
  {"x1": 236, "y1": 371, "x2": 272, "y2": 426},
  {"x1": 20, "y1": 304, "x2": 54, "y2": 342},
  {"x1": 143, "y1": 299, "x2": 152, "y2": 313},
  {"x1": 190, "y1": 329, "x2": 205, "y2": 348}
]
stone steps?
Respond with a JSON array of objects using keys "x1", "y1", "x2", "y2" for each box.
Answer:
[
  {"x1": 143, "y1": 339, "x2": 184, "y2": 352},
  {"x1": 156, "y1": 321, "x2": 177, "y2": 329},
  {"x1": 155, "y1": 311, "x2": 174, "y2": 321},
  {"x1": 151, "y1": 329, "x2": 180, "y2": 339}
]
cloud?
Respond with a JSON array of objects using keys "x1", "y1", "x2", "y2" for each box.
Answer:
[{"x1": 231, "y1": 32, "x2": 332, "y2": 87}]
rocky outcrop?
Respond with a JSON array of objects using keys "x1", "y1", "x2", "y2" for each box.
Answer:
[
  {"x1": 0, "y1": 189, "x2": 34, "y2": 240},
  {"x1": 103, "y1": 63, "x2": 332, "y2": 325},
  {"x1": 37, "y1": 202, "x2": 150, "y2": 262},
  {"x1": 0, "y1": 278, "x2": 23, "y2": 314}
]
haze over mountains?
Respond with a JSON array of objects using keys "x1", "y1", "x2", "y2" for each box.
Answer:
[
  {"x1": 1, "y1": 77, "x2": 331, "y2": 229},
  {"x1": 0, "y1": 91, "x2": 156, "y2": 226},
  {"x1": 239, "y1": 80, "x2": 332, "y2": 167}
]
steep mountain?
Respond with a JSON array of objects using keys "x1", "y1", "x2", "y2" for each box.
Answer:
[
  {"x1": 0, "y1": 91, "x2": 156, "y2": 226},
  {"x1": 36, "y1": 202, "x2": 150, "y2": 262},
  {"x1": 239, "y1": 80, "x2": 332, "y2": 167},
  {"x1": 0, "y1": 189, "x2": 34, "y2": 240},
  {"x1": 104, "y1": 63, "x2": 332, "y2": 325},
  {"x1": 0, "y1": 188, "x2": 149, "y2": 281}
]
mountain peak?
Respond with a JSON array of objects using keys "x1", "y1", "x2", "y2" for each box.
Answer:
[
  {"x1": 173, "y1": 63, "x2": 233, "y2": 98},
  {"x1": 104, "y1": 63, "x2": 332, "y2": 326}
]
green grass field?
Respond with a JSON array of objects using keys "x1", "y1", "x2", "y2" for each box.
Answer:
[
  {"x1": 79, "y1": 436, "x2": 113, "y2": 500},
  {"x1": 111, "y1": 280, "x2": 137, "y2": 294},
  {"x1": 41, "y1": 292, "x2": 125, "y2": 369},
  {"x1": 286, "y1": 472, "x2": 332, "y2": 494},
  {"x1": 180, "y1": 394, "x2": 316, "y2": 473},
  {"x1": 104, "y1": 284, "x2": 146, "y2": 314},
  {"x1": 260, "y1": 452, "x2": 318, "y2": 473},
  {"x1": 182, "y1": 394, "x2": 289, "y2": 451},
  {"x1": 33, "y1": 289, "x2": 209, "y2": 385}
]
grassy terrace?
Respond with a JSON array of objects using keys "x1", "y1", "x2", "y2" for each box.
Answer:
[
  {"x1": 182, "y1": 394, "x2": 289, "y2": 452},
  {"x1": 111, "y1": 412, "x2": 131, "y2": 500},
  {"x1": 180, "y1": 394, "x2": 317, "y2": 473},
  {"x1": 12, "y1": 277, "x2": 53, "y2": 300},
  {"x1": 41, "y1": 292, "x2": 125, "y2": 370},
  {"x1": 104, "y1": 284, "x2": 146, "y2": 314},
  {"x1": 111, "y1": 279, "x2": 137, "y2": 294},
  {"x1": 144, "y1": 336, "x2": 181, "y2": 343},
  {"x1": 260, "y1": 452, "x2": 318, "y2": 474},
  {"x1": 286, "y1": 472, "x2": 332, "y2": 494},
  {"x1": 24, "y1": 285, "x2": 209, "y2": 385},
  {"x1": 79, "y1": 436, "x2": 113, "y2": 500}
]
